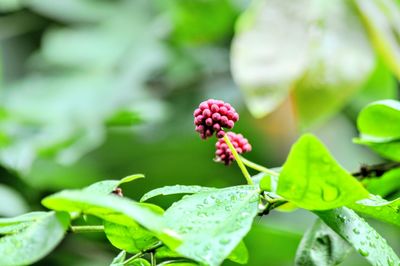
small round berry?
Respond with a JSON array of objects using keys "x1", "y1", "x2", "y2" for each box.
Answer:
[
  {"x1": 193, "y1": 99, "x2": 239, "y2": 139},
  {"x1": 214, "y1": 132, "x2": 252, "y2": 165}
]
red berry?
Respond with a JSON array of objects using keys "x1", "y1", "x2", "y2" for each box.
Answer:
[
  {"x1": 214, "y1": 132, "x2": 252, "y2": 165},
  {"x1": 193, "y1": 99, "x2": 239, "y2": 139}
]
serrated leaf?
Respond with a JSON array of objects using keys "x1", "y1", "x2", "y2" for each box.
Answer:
[
  {"x1": 295, "y1": 219, "x2": 351, "y2": 266},
  {"x1": 0, "y1": 211, "x2": 69, "y2": 266},
  {"x1": 140, "y1": 185, "x2": 216, "y2": 202},
  {"x1": 163, "y1": 185, "x2": 259, "y2": 266},
  {"x1": 41, "y1": 190, "x2": 180, "y2": 248},
  {"x1": 315, "y1": 207, "x2": 400, "y2": 266},
  {"x1": 84, "y1": 174, "x2": 144, "y2": 194},
  {"x1": 348, "y1": 195, "x2": 400, "y2": 227},
  {"x1": 355, "y1": 0, "x2": 400, "y2": 79},
  {"x1": 277, "y1": 134, "x2": 369, "y2": 210},
  {"x1": 104, "y1": 204, "x2": 163, "y2": 253}
]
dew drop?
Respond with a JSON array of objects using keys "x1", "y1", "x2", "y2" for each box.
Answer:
[
  {"x1": 358, "y1": 248, "x2": 369, "y2": 257},
  {"x1": 219, "y1": 238, "x2": 231, "y2": 245},
  {"x1": 321, "y1": 184, "x2": 340, "y2": 202},
  {"x1": 352, "y1": 228, "x2": 360, "y2": 234}
]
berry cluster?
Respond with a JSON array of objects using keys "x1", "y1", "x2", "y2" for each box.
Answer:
[
  {"x1": 193, "y1": 99, "x2": 239, "y2": 139},
  {"x1": 215, "y1": 132, "x2": 252, "y2": 165}
]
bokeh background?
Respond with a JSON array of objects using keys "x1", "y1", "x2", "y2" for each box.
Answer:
[{"x1": 0, "y1": 0, "x2": 399, "y2": 265}]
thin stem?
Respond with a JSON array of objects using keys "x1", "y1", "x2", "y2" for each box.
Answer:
[
  {"x1": 223, "y1": 134, "x2": 253, "y2": 185},
  {"x1": 69, "y1": 225, "x2": 104, "y2": 233},
  {"x1": 239, "y1": 156, "x2": 279, "y2": 176},
  {"x1": 352, "y1": 162, "x2": 400, "y2": 180},
  {"x1": 150, "y1": 252, "x2": 156, "y2": 266},
  {"x1": 123, "y1": 241, "x2": 163, "y2": 265}
]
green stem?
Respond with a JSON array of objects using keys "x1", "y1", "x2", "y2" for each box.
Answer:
[
  {"x1": 69, "y1": 225, "x2": 104, "y2": 233},
  {"x1": 223, "y1": 134, "x2": 253, "y2": 185},
  {"x1": 239, "y1": 156, "x2": 279, "y2": 176},
  {"x1": 123, "y1": 241, "x2": 163, "y2": 265},
  {"x1": 150, "y1": 252, "x2": 156, "y2": 266}
]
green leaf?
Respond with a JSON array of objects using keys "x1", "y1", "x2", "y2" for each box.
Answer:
[
  {"x1": 41, "y1": 190, "x2": 180, "y2": 248},
  {"x1": 163, "y1": 185, "x2": 259, "y2": 266},
  {"x1": 355, "y1": 0, "x2": 400, "y2": 79},
  {"x1": 110, "y1": 250, "x2": 126, "y2": 266},
  {"x1": 227, "y1": 241, "x2": 249, "y2": 265},
  {"x1": 140, "y1": 185, "x2": 216, "y2": 202},
  {"x1": 126, "y1": 258, "x2": 151, "y2": 266},
  {"x1": 277, "y1": 134, "x2": 369, "y2": 210},
  {"x1": 315, "y1": 207, "x2": 400, "y2": 266},
  {"x1": 104, "y1": 204, "x2": 163, "y2": 253},
  {"x1": 365, "y1": 168, "x2": 400, "y2": 197},
  {"x1": 348, "y1": 195, "x2": 400, "y2": 227},
  {"x1": 0, "y1": 211, "x2": 70, "y2": 266},
  {"x1": 295, "y1": 219, "x2": 351, "y2": 266},
  {"x1": 0, "y1": 184, "x2": 28, "y2": 217},
  {"x1": 84, "y1": 174, "x2": 144, "y2": 194},
  {"x1": 355, "y1": 100, "x2": 400, "y2": 160}
]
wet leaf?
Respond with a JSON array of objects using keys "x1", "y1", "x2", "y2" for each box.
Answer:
[
  {"x1": 277, "y1": 134, "x2": 369, "y2": 210},
  {"x1": 163, "y1": 185, "x2": 259, "y2": 266},
  {"x1": 84, "y1": 174, "x2": 144, "y2": 195},
  {"x1": 315, "y1": 207, "x2": 400, "y2": 266},
  {"x1": 140, "y1": 185, "x2": 216, "y2": 202}
]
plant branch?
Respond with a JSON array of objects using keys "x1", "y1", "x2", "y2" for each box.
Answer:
[
  {"x1": 240, "y1": 156, "x2": 279, "y2": 176},
  {"x1": 123, "y1": 241, "x2": 163, "y2": 265},
  {"x1": 223, "y1": 134, "x2": 253, "y2": 185},
  {"x1": 352, "y1": 162, "x2": 400, "y2": 180},
  {"x1": 69, "y1": 225, "x2": 104, "y2": 233}
]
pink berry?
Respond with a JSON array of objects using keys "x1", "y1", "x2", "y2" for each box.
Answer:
[{"x1": 214, "y1": 132, "x2": 252, "y2": 165}]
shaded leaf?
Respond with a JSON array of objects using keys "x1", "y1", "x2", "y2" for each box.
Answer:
[
  {"x1": 110, "y1": 250, "x2": 126, "y2": 266},
  {"x1": 0, "y1": 211, "x2": 69, "y2": 266},
  {"x1": 0, "y1": 184, "x2": 28, "y2": 217},
  {"x1": 295, "y1": 219, "x2": 351, "y2": 266},
  {"x1": 277, "y1": 134, "x2": 369, "y2": 210},
  {"x1": 227, "y1": 241, "x2": 249, "y2": 265},
  {"x1": 163, "y1": 185, "x2": 259, "y2": 266},
  {"x1": 316, "y1": 207, "x2": 400, "y2": 266},
  {"x1": 140, "y1": 185, "x2": 216, "y2": 202},
  {"x1": 365, "y1": 168, "x2": 400, "y2": 197}
]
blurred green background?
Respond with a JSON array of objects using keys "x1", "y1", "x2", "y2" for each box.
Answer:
[{"x1": 0, "y1": 0, "x2": 399, "y2": 265}]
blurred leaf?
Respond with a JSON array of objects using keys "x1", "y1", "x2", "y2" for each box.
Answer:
[
  {"x1": 295, "y1": 219, "x2": 351, "y2": 266},
  {"x1": 41, "y1": 191, "x2": 180, "y2": 249},
  {"x1": 355, "y1": 100, "x2": 400, "y2": 161},
  {"x1": 0, "y1": 184, "x2": 28, "y2": 217},
  {"x1": 365, "y1": 168, "x2": 400, "y2": 197},
  {"x1": 140, "y1": 185, "x2": 216, "y2": 202},
  {"x1": 349, "y1": 195, "x2": 400, "y2": 227},
  {"x1": 126, "y1": 258, "x2": 151, "y2": 266},
  {"x1": 24, "y1": 0, "x2": 116, "y2": 23},
  {"x1": 316, "y1": 207, "x2": 400, "y2": 266},
  {"x1": 104, "y1": 203, "x2": 163, "y2": 253},
  {"x1": 84, "y1": 174, "x2": 144, "y2": 194},
  {"x1": 110, "y1": 250, "x2": 126, "y2": 266},
  {"x1": 348, "y1": 58, "x2": 397, "y2": 115},
  {"x1": 0, "y1": 211, "x2": 70, "y2": 266},
  {"x1": 277, "y1": 134, "x2": 369, "y2": 210},
  {"x1": 231, "y1": 0, "x2": 310, "y2": 117},
  {"x1": 163, "y1": 0, "x2": 237, "y2": 44},
  {"x1": 227, "y1": 240, "x2": 249, "y2": 265},
  {"x1": 164, "y1": 185, "x2": 259, "y2": 266},
  {"x1": 291, "y1": 0, "x2": 375, "y2": 127},
  {"x1": 231, "y1": 0, "x2": 374, "y2": 126},
  {"x1": 0, "y1": 0, "x2": 22, "y2": 12},
  {"x1": 355, "y1": 0, "x2": 400, "y2": 79}
]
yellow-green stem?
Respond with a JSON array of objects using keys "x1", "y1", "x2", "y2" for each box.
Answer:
[
  {"x1": 239, "y1": 156, "x2": 279, "y2": 176},
  {"x1": 223, "y1": 134, "x2": 253, "y2": 185},
  {"x1": 69, "y1": 225, "x2": 104, "y2": 233}
]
